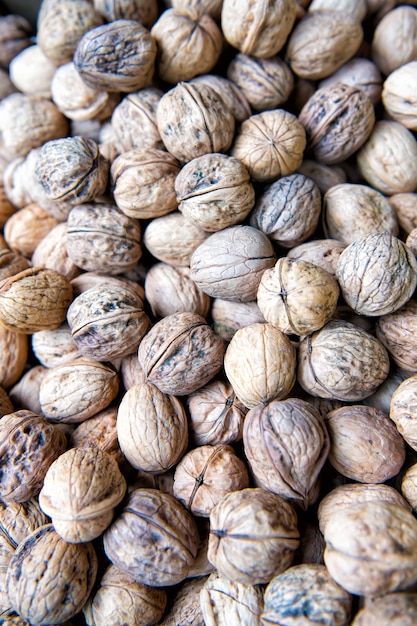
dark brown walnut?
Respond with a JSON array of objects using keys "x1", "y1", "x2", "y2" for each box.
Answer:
[
  {"x1": 117, "y1": 381, "x2": 188, "y2": 472},
  {"x1": 66, "y1": 203, "x2": 142, "y2": 275},
  {"x1": 0, "y1": 386, "x2": 13, "y2": 416},
  {"x1": 257, "y1": 258, "x2": 339, "y2": 336},
  {"x1": 111, "y1": 87, "x2": 163, "y2": 153},
  {"x1": 227, "y1": 53, "x2": 294, "y2": 112},
  {"x1": 34, "y1": 136, "x2": 109, "y2": 206},
  {"x1": 0, "y1": 410, "x2": 67, "y2": 503},
  {"x1": 376, "y1": 300, "x2": 417, "y2": 372},
  {"x1": 372, "y1": 5, "x2": 417, "y2": 76},
  {"x1": 325, "y1": 405, "x2": 406, "y2": 484},
  {"x1": 221, "y1": 0, "x2": 297, "y2": 58},
  {"x1": 0, "y1": 325, "x2": 27, "y2": 389},
  {"x1": 175, "y1": 153, "x2": 255, "y2": 232},
  {"x1": 224, "y1": 323, "x2": 296, "y2": 409},
  {"x1": 190, "y1": 225, "x2": 276, "y2": 302},
  {"x1": 298, "y1": 320, "x2": 390, "y2": 401},
  {"x1": 151, "y1": 8, "x2": 222, "y2": 84},
  {"x1": 249, "y1": 173, "x2": 321, "y2": 249},
  {"x1": 261, "y1": 563, "x2": 352, "y2": 626},
  {"x1": 0, "y1": 14, "x2": 32, "y2": 69},
  {"x1": 323, "y1": 183, "x2": 399, "y2": 245},
  {"x1": 200, "y1": 573, "x2": 264, "y2": 626},
  {"x1": 299, "y1": 83, "x2": 375, "y2": 165},
  {"x1": 156, "y1": 82, "x2": 235, "y2": 163},
  {"x1": 138, "y1": 312, "x2": 224, "y2": 395},
  {"x1": 191, "y1": 74, "x2": 252, "y2": 122},
  {"x1": 352, "y1": 593, "x2": 417, "y2": 626},
  {"x1": 3, "y1": 157, "x2": 31, "y2": 211},
  {"x1": 103, "y1": 488, "x2": 199, "y2": 587},
  {"x1": 173, "y1": 444, "x2": 250, "y2": 517},
  {"x1": 70, "y1": 407, "x2": 124, "y2": 465},
  {"x1": 390, "y1": 374, "x2": 417, "y2": 452},
  {"x1": 319, "y1": 57, "x2": 383, "y2": 106},
  {"x1": 297, "y1": 159, "x2": 347, "y2": 194},
  {"x1": 112, "y1": 148, "x2": 180, "y2": 219},
  {"x1": 286, "y1": 11, "x2": 363, "y2": 80},
  {"x1": 39, "y1": 357, "x2": 119, "y2": 424},
  {"x1": 286, "y1": 239, "x2": 346, "y2": 278},
  {"x1": 231, "y1": 109, "x2": 306, "y2": 183},
  {"x1": 208, "y1": 487, "x2": 300, "y2": 585},
  {"x1": 4, "y1": 203, "x2": 59, "y2": 259},
  {"x1": 0, "y1": 184, "x2": 17, "y2": 228},
  {"x1": 211, "y1": 298, "x2": 266, "y2": 341},
  {"x1": 6, "y1": 524, "x2": 97, "y2": 625},
  {"x1": 31, "y1": 323, "x2": 80, "y2": 369},
  {"x1": 336, "y1": 233, "x2": 417, "y2": 316},
  {"x1": 0, "y1": 267, "x2": 73, "y2": 334},
  {"x1": 187, "y1": 379, "x2": 247, "y2": 446},
  {"x1": 39, "y1": 447, "x2": 126, "y2": 543},
  {"x1": 402, "y1": 463, "x2": 417, "y2": 512},
  {"x1": 32, "y1": 223, "x2": 80, "y2": 282},
  {"x1": 83, "y1": 564, "x2": 166, "y2": 626},
  {"x1": 323, "y1": 501, "x2": 417, "y2": 597},
  {"x1": 158, "y1": 577, "x2": 206, "y2": 626},
  {"x1": 94, "y1": 0, "x2": 158, "y2": 27},
  {"x1": 243, "y1": 398, "x2": 330, "y2": 509},
  {"x1": 74, "y1": 20, "x2": 156, "y2": 92}
]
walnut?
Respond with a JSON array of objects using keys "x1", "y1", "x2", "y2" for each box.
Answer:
[
  {"x1": 391, "y1": 193, "x2": 417, "y2": 235},
  {"x1": 298, "y1": 320, "x2": 390, "y2": 401},
  {"x1": 0, "y1": 410, "x2": 67, "y2": 503},
  {"x1": 9, "y1": 366, "x2": 47, "y2": 415},
  {"x1": 74, "y1": 19, "x2": 156, "y2": 92},
  {"x1": 66, "y1": 203, "x2": 142, "y2": 275},
  {"x1": 297, "y1": 159, "x2": 347, "y2": 194},
  {"x1": 261, "y1": 564, "x2": 352, "y2": 626},
  {"x1": 308, "y1": 0, "x2": 367, "y2": 21},
  {"x1": 243, "y1": 397, "x2": 330, "y2": 509},
  {"x1": 151, "y1": 8, "x2": 222, "y2": 84},
  {"x1": 200, "y1": 573, "x2": 264, "y2": 626},
  {"x1": 70, "y1": 406, "x2": 124, "y2": 465},
  {"x1": 375, "y1": 300, "x2": 417, "y2": 372},
  {"x1": 9, "y1": 45, "x2": 56, "y2": 100},
  {"x1": 0, "y1": 68, "x2": 16, "y2": 102},
  {"x1": 0, "y1": 325, "x2": 27, "y2": 389},
  {"x1": 286, "y1": 11, "x2": 363, "y2": 80},
  {"x1": 357, "y1": 121, "x2": 417, "y2": 195},
  {"x1": 83, "y1": 564, "x2": 166, "y2": 626},
  {"x1": 0, "y1": 267, "x2": 73, "y2": 334},
  {"x1": 157, "y1": 81, "x2": 235, "y2": 163},
  {"x1": 175, "y1": 153, "x2": 255, "y2": 232},
  {"x1": 103, "y1": 488, "x2": 199, "y2": 586},
  {"x1": 351, "y1": 593, "x2": 417, "y2": 626},
  {"x1": 145, "y1": 263, "x2": 210, "y2": 319},
  {"x1": 286, "y1": 239, "x2": 346, "y2": 278},
  {"x1": 325, "y1": 405, "x2": 406, "y2": 483},
  {"x1": 390, "y1": 374, "x2": 417, "y2": 452},
  {"x1": 323, "y1": 501, "x2": 417, "y2": 596},
  {"x1": 191, "y1": 74, "x2": 251, "y2": 122},
  {"x1": 93, "y1": 0, "x2": 158, "y2": 27},
  {"x1": 0, "y1": 185, "x2": 17, "y2": 229},
  {"x1": 39, "y1": 357, "x2": 119, "y2": 424},
  {"x1": 221, "y1": 0, "x2": 297, "y2": 58},
  {"x1": 208, "y1": 487, "x2": 299, "y2": 585},
  {"x1": 0, "y1": 386, "x2": 13, "y2": 416},
  {"x1": 249, "y1": 173, "x2": 321, "y2": 248},
  {"x1": 0, "y1": 14, "x2": 32, "y2": 69},
  {"x1": 382, "y1": 61, "x2": 417, "y2": 130},
  {"x1": 364, "y1": 366, "x2": 409, "y2": 415},
  {"x1": 319, "y1": 57, "x2": 383, "y2": 106},
  {"x1": 336, "y1": 233, "x2": 417, "y2": 316},
  {"x1": 32, "y1": 223, "x2": 80, "y2": 282},
  {"x1": 32, "y1": 323, "x2": 80, "y2": 369},
  {"x1": 0, "y1": 246, "x2": 30, "y2": 283},
  {"x1": 402, "y1": 463, "x2": 417, "y2": 512},
  {"x1": 190, "y1": 225, "x2": 276, "y2": 302},
  {"x1": 4, "y1": 203, "x2": 59, "y2": 259},
  {"x1": 111, "y1": 148, "x2": 180, "y2": 219},
  {"x1": 323, "y1": 183, "x2": 398, "y2": 245},
  {"x1": 173, "y1": 444, "x2": 249, "y2": 517},
  {"x1": 6, "y1": 524, "x2": 97, "y2": 624},
  {"x1": 226, "y1": 53, "x2": 294, "y2": 112},
  {"x1": 120, "y1": 352, "x2": 147, "y2": 389},
  {"x1": 138, "y1": 312, "x2": 224, "y2": 395},
  {"x1": 143, "y1": 211, "x2": 209, "y2": 267},
  {"x1": 372, "y1": 6, "x2": 417, "y2": 76},
  {"x1": 230, "y1": 109, "x2": 306, "y2": 183},
  {"x1": 257, "y1": 258, "x2": 339, "y2": 336},
  {"x1": 159, "y1": 577, "x2": 206, "y2": 626},
  {"x1": 171, "y1": 0, "x2": 222, "y2": 20},
  {"x1": 111, "y1": 87, "x2": 164, "y2": 153},
  {"x1": 211, "y1": 298, "x2": 266, "y2": 341},
  {"x1": 117, "y1": 381, "x2": 188, "y2": 472}
]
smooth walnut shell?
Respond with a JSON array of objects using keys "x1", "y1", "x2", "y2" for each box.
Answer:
[
  {"x1": 103, "y1": 488, "x2": 199, "y2": 587},
  {"x1": 0, "y1": 325, "x2": 27, "y2": 389},
  {"x1": 190, "y1": 225, "x2": 276, "y2": 302},
  {"x1": 221, "y1": 0, "x2": 297, "y2": 58},
  {"x1": 0, "y1": 14, "x2": 32, "y2": 69},
  {"x1": 0, "y1": 267, "x2": 73, "y2": 334},
  {"x1": 117, "y1": 381, "x2": 188, "y2": 472},
  {"x1": 351, "y1": 592, "x2": 417, "y2": 626},
  {"x1": 336, "y1": 233, "x2": 417, "y2": 317},
  {"x1": 323, "y1": 501, "x2": 417, "y2": 596},
  {"x1": 402, "y1": 463, "x2": 417, "y2": 512},
  {"x1": 286, "y1": 239, "x2": 346, "y2": 278},
  {"x1": 0, "y1": 184, "x2": 17, "y2": 229},
  {"x1": 392, "y1": 193, "x2": 417, "y2": 235},
  {"x1": 191, "y1": 74, "x2": 251, "y2": 123},
  {"x1": 208, "y1": 488, "x2": 300, "y2": 585},
  {"x1": 211, "y1": 298, "x2": 266, "y2": 341},
  {"x1": 138, "y1": 312, "x2": 224, "y2": 395},
  {"x1": 0, "y1": 246, "x2": 30, "y2": 283},
  {"x1": 32, "y1": 323, "x2": 80, "y2": 369},
  {"x1": 159, "y1": 577, "x2": 206, "y2": 626},
  {"x1": 4, "y1": 203, "x2": 59, "y2": 259},
  {"x1": 376, "y1": 300, "x2": 417, "y2": 372},
  {"x1": 32, "y1": 222, "x2": 80, "y2": 282},
  {"x1": 8, "y1": 365, "x2": 47, "y2": 415},
  {"x1": 9, "y1": 44, "x2": 56, "y2": 100},
  {"x1": 201, "y1": 573, "x2": 264, "y2": 626},
  {"x1": 111, "y1": 87, "x2": 163, "y2": 153},
  {"x1": 39, "y1": 357, "x2": 119, "y2": 423},
  {"x1": 372, "y1": 5, "x2": 417, "y2": 76},
  {"x1": 83, "y1": 564, "x2": 166, "y2": 626},
  {"x1": 70, "y1": 407, "x2": 124, "y2": 465},
  {"x1": 224, "y1": 323, "x2": 296, "y2": 409},
  {"x1": 6, "y1": 524, "x2": 97, "y2": 625},
  {"x1": 382, "y1": 61, "x2": 417, "y2": 130},
  {"x1": 298, "y1": 320, "x2": 390, "y2": 401},
  {"x1": 319, "y1": 57, "x2": 382, "y2": 107},
  {"x1": 120, "y1": 352, "x2": 147, "y2": 389},
  {"x1": 39, "y1": 447, "x2": 127, "y2": 543},
  {"x1": 390, "y1": 374, "x2": 417, "y2": 451},
  {"x1": 243, "y1": 397, "x2": 330, "y2": 509},
  {"x1": 175, "y1": 153, "x2": 255, "y2": 232},
  {"x1": 0, "y1": 410, "x2": 67, "y2": 503},
  {"x1": 173, "y1": 444, "x2": 250, "y2": 517}
]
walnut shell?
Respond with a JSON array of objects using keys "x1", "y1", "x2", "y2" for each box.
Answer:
[
  {"x1": 211, "y1": 298, "x2": 266, "y2": 341},
  {"x1": 6, "y1": 524, "x2": 97, "y2": 625},
  {"x1": 117, "y1": 381, "x2": 188, "y2": 472},
  {"x1": 402, "y1": 463, "x2": 417, "y2": 512},
  {"x1": 376, "y1": 300, "x2": 417, "y2": 372},
  {"x1": 286, "y1": 239, "x2": 346, "y2": 278},
  {"x1": 243, "y1": 397, "x2": 330, "y2": 509},
  {"x1": 382, "y1": 61, "x2": 417, "y2": 130},
  {"x1": 138, "y1": 312, "x2": 224, "y2": 395},
  {"x1": 103, "y1": 488, "x2": 199, "y2": 586},
  {"x1": 158, "y1": 577, "x2": 206, "y2": 626},
  {"x1": 399, "y1": 191, "x2": 417, "y2": 235},
  {"x1": 4, "y1": 203, "x2": 59, "y2": 259},
  {"x1": 372, "y1": 5, "x2": 417, "y2": 76},
  {"x1": 0, "y1": 14, "x2": 32, "y2": 69},
  {"x1": 0, "y1": 325, "x2": 27, "y2": 389},
  {"x1": 0, "y1": 386, "x2": 13, "y2": 416},
  {"x1": 336, "y1": 233, "x2": 417, "y2": 317},
  {"x1": 32, "y1": 222, "x2": 80, "y2": 282},
  {"x1": 190, "y1": 74, "x2": 251, "y2": 123},
  {"x1": 208, "y1": 488, "x2": 300, "y2": 585},
  {"x1": 297, "y1": 159, "x2": 347, "y2": 194},
  {"x1": 0, "y1": 245, "x2": 30, "y2": 283},
  {"x1": 9, "y1": 45, "x2": 57, "y2": 100},
  {"x1": 390, "y1": 374, "x2": 417, "y2": 451},
  {"x1": 8, "y1": 365, "x2": 47, "y2": 415},
  {"x1": 351, "y1": 592, "x2": 417, "y2": 626},
  {"x1": 70, "y1": 407, "x2": 124, "y2": 465},
  {"x1": 200, "y1": 573, "x2": 264, "y2": 626},
  {"x1": 0, "y1": 410, "x2": 67, "y2": 503},
  {"x1": 319, "y1": 57, "x2": 382, "y2": 106}
]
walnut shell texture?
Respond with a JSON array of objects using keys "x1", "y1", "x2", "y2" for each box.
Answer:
[
  {"x1": 376, "y1": 299, "x2": 417, "y2": 372},
  {"x1": 351, "y1": 593, "x2": 417, "y2": 626},
  {"x1": 390, "y1": 373, "x2": 417, "y2": 451},
  {"x1": 201, "y1": 573, "x2": 264, "y2": 626}
]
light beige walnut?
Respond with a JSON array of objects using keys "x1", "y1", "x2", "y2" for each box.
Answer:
[
  {"x1": 120, "y1": 352, "x2": 147, "y2": 390},
  {"x1": 70, "y1": 407, "x2": 124, "y2": 465},
  {"x1": 351, "y1": 593, "x2": 417, "y2": 626},
  {"x1": 308, "y1": 0, "x2": 367, "y2": 21},
  {"x1": 200, "y1": 573, "x2": 264, "y2": 626},
  {"x1": 4, "y1": 203, "x2": 59, "y2": 259},
  {"x1": 70, "y1": 272, "x2": 144, "y2": 302},
  {"x1": 0, "y1": 184, "x2": 17, "y2": 229},
  {"x1": 159, "y1": 577, "x2": 206, "y2": 626},
  {"x1": 9, "y1": 365, "x2": 48, "y2": 415},
  {"x1": 319, "y1": 57, "x2": 382, "y2": 106},
  {"x1": 402, "y1": 463, "x2": 417, "y2": 512},
  {"x1": 191, "y1": 74, "x2": 251, "y2": 122},
  {"x1": 211, "y1": 298, "x2": 266, "y2": 341},
  {"x1": 390, "y1": 192, "x2": 417, "y2": 235},
  {"x1": 0, "y1": 246, "x2": 30, "y2": 282},
  {"x1": 372, "y1": 5, "x2": 417, "y2": 76},
  {"x1": 0, "y1": 386, "x2": 13, "y2": 417},
  {"x1": 0, "y1": 14, "x2": 32, "y2": 69},
  {"x1": 390, "y1": 374, "x2": 417, "y2": 451},
  {"x1": 297, "y1": 159, "x2": 347, "y2": 194},
  {"x1": 93, "y1": 0, "x2": 158, "y2": 27},
  {"x1": 31, "y1": 223, "x2": 80, "y2": 282},
  {"x1": 286, "y1": 239, "x2": 346, "y2": 278},
  {"x1": 376, "y1": 300, "x2": 417, "y2": 372},
  {"x1": 382, "y1": 61, "x2": 417, "y2": 130},
  {"x1": 224, "y1": 323, "x2": 296, "y2": 409},
  {"x1": 111, "y1": 87, "x2": 164, "y2": 153},
  {"x1": 243, "y1": 397, "x2": 330, "y2": 509},
  {"x1": 0, "y1": 325, "x2": 27, "y2": 389},
  {"x1": 9, "y1": 45, "x2": 56, "y2": 99},
  {"x1": 32, "y1": 323, "x2": 80, "y2": 369}
]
